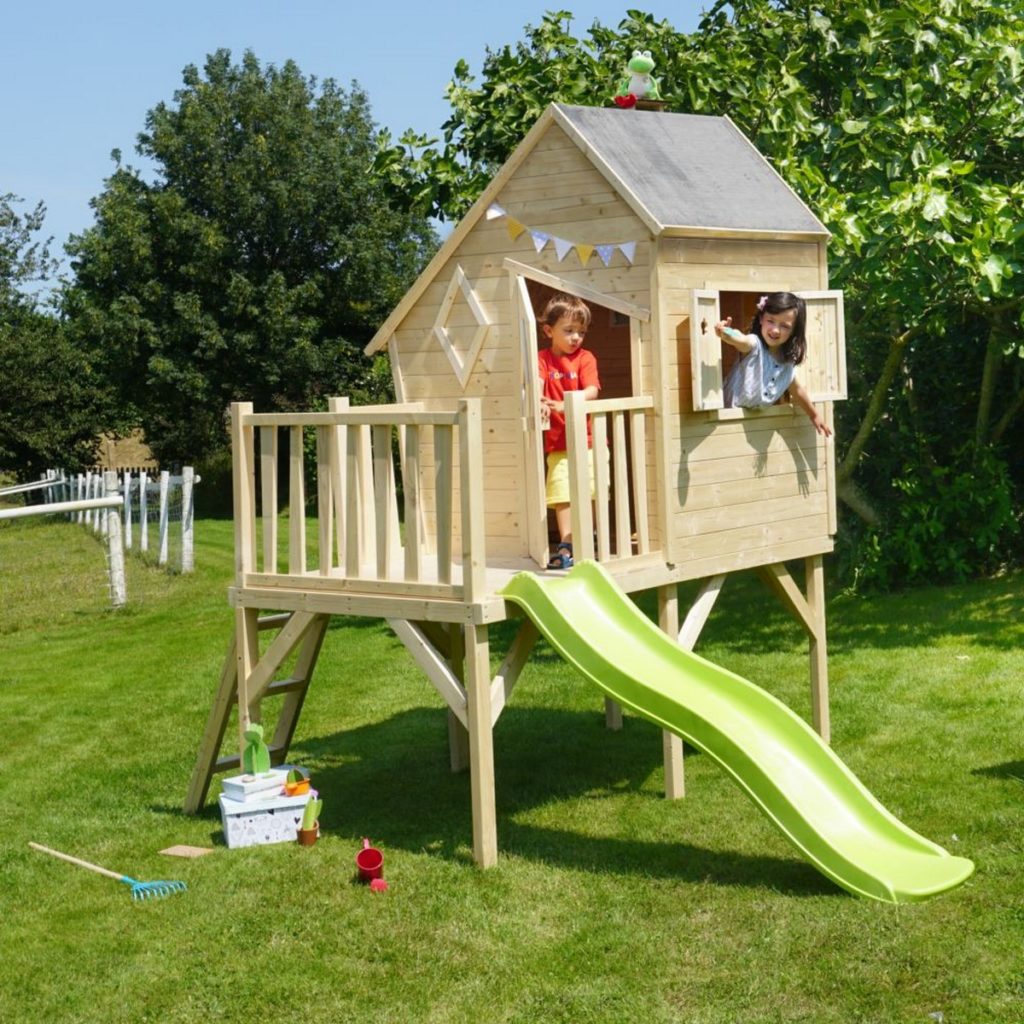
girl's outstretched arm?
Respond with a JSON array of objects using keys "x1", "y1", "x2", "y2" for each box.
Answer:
[
  {"x1": 715, "y1": 317, "x2": 755, "y2": 353},
  {"x1": 789, "y1": 378, "x2": 832, "y2": 437}
]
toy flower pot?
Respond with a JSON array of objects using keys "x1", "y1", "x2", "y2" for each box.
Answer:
[{"x1": 297, "y1": 823, "x2": 319, "y2": 846}]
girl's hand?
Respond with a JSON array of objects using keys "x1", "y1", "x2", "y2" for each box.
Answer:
[
  {"x1": 809, "y1": 410, "x2": 833, "y2": 437},
  {"x1": 714, "y1": 317, "x2": 732, "y2": 339}
]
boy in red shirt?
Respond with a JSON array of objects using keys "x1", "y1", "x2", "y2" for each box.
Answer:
[{"x1": 537, "y1": 293, "x2": 601, "y2": 569}]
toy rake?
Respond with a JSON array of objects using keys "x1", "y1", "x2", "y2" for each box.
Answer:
[{"x1": 29, "y1": 842, "x2": 187, "y2": 901}]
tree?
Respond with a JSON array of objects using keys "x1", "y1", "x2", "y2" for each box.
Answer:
[
  {"x1": 376, "y1": 3, "x2": 1024, "y2": 583},
  {"x1": 65, "y1": 50, "x2": 438, "y2": 462},
  {"x1": 0, "y1": 195, "x2": 106, "y2": 479}
]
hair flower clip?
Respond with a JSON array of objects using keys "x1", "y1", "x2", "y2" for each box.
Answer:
[{"x1": 756, "y1": 295, "x2": 768, "y2": 311}]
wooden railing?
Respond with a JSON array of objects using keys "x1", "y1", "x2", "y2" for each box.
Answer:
[
  {"x1": 230, "y1": 398, "x2": 486, "y2": 604},
  {"x1": 564, "y1": 392, "x2": 655, "y2": 563}
]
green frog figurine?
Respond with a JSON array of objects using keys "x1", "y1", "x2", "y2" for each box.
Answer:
[{"x1": 614, "y1": 50, "x2": 662, "y2": 108}]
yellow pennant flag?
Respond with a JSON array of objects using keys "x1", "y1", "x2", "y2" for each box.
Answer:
[
  {"x1": 575, "y1": 243, "x2": 594, "y2": 266},
  {"x1": 507, "y1": 218, "x2": 527, "y2": 241}
]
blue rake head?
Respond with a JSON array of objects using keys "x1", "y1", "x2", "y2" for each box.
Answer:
[{"x1": 121, "y1": 875, "x2": 188, "y2": 901}]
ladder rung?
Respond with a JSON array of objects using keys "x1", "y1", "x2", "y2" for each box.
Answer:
[
  {"x1": 266, "y1": 676, "x2": 306, "y2": 695},
  {"x1": 257, "y1": 613, "x2": 293, "y2": 631}
]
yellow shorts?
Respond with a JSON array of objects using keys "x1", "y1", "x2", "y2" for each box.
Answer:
[{"x1": 545, "y1": 448, "x2": 607, "y2": 507}]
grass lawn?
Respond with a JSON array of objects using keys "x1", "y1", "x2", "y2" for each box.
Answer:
[{"x1": 1, "y1": 513, "x2": 1022, "y2": 1023}]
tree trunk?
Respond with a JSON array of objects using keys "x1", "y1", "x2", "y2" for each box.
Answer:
[
  {"x1": 837, "y1": 322, "x2": 922, "y2": 487},
  {"x1": 974, "y1": 313, "x2": 1005, "y2": 450}
]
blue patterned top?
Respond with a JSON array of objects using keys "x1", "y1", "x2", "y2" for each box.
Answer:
[{"x1": 723, "y1": 337, "x2": 795, "y2": 408}]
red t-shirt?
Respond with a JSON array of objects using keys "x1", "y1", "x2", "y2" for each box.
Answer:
[{"x1": 538, "y1": 347, "x2": 601, "y2": 453}]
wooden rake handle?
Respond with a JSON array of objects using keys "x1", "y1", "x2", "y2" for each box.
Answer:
[{"x1": 29, "y1": 842, "x2": 125, "y2": 881}]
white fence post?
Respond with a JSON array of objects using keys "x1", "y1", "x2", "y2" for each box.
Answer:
[
  {"x1": 139, "y1": 470, "x2": 149, "y2": 552},
  {"x1": 103, "y1": 471, "x2": 127, "y2": 608},
  {"x1": 181, "y1": 466, "x2": 194, "y2": 573},
  {"x1": 158, "y1": 470, "x2": 170, "y2": 566},
  {"x1": 123, "y1": 469, "x2": 132, "y2": 550}
]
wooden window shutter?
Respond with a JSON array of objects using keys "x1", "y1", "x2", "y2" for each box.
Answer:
[
  {"x1": 690, "y1": 289, "x2": 723, "y2": 411},
  {"x1": 797, "y1": 290, "x2": 847, "y2": 401}
]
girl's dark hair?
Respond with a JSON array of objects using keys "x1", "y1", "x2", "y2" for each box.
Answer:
[
  {"x1": 748, "y1": 292, "x2": 807, "y2": 364},
  {"x1": 539, "y1": 292, "x2": 592, "y2": 330}
]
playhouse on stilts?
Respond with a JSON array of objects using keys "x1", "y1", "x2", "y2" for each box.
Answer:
[{"x1": 186, "y1": 103, "x2": 849, "y2": 870}]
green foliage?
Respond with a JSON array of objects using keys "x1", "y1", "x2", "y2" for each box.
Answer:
[
  {"x1": 0, "y1": 196, "x2": 110, "y2": 478},
  {"x1": 0, "y1": 193, "x2": 57, "y2": 308},
  {"x1": 64, "y1": 50, "x2": 438, "y2": 462},
  {"x1": 377, "y1": 1, "x2": 1024, "y2": 586},
  {"x1": 849, "y1": 443, "x2": 1021, "y2": 590},
  {"x1": 0, "y1": 312, "x2": 109, "y2": 478}
]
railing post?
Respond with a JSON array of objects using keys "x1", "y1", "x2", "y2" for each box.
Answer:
[
  {"x1": 231, "y1": 402, "x2": 256, "y2": 581},
  {"x1": 458, "y1": 399, "x2": 486, "y2": 604},
  {"x1": 564, "y1": 391, "x2": 594, "y2": 561}
]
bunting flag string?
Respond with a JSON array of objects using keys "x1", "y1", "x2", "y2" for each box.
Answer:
[{"x1": 487, "y1": 203, "x2": 638, "y2": 267}]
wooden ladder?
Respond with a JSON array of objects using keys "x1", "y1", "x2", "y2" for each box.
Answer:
[{"x1": 184, "y1": 611, "x2": 330, "y2": 814}]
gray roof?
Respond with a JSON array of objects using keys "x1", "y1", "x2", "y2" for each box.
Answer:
[{"x1": 555, "y1": 104, "x2": 828, "y2": 236}]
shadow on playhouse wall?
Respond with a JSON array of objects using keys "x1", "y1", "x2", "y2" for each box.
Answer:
[{"x1": 185, "y1": 102, "x2": 973, "y2": 902}]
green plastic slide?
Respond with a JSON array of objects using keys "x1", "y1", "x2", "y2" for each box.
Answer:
[{"x1": 500, "y1": 561, "x2": 974, "y2": 903}]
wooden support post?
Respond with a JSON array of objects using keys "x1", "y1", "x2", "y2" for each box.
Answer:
[
  {"x1": 464, "y1": 622, "x2": 497, "y2": 867},
  {"x1": 235, "y1": 606, "x2": 260, "y2": 746},
  {"x1": 184, "y1": 631, "x2": 239, "y2": 814},
  {"x1": 658, "y1": 584, "x2": 684, "y2": 799},
  {"x1": 755, "y1": 560, "x2": 831, "y2": 743},
  {"x1": 806, "y1": 554, "x2": 830, "y2": 744},
  {"x1": 447, "y1": 624, "x2": 470, "y2": 773}
]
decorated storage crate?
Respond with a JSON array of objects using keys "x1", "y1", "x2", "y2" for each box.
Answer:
[{"x1": 219, "y1": 791, "x2": 311, "y2": 849}]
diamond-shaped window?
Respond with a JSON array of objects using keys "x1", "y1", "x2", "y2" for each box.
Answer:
[{"x1": 432, "y1": 265, "x2": 490, "y2": 390}]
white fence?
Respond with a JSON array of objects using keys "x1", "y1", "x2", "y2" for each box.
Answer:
[
  {"x1": 0, "y1": 470, "x2": 127, "y2": 607},
  {"x1": 30, "y1": 467, "x2": 198, "y2": 573}
]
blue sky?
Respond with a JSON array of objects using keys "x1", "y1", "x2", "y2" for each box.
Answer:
[{"x1": 2, "y1": 1, "x2": 707, "y2": 285}]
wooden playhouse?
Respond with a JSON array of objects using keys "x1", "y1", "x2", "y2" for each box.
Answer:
[{"x1": 186, "y1": 103, "x2": 848, "y2": 867}]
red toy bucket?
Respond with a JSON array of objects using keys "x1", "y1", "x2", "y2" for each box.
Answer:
[{"x1": 355, "y1": 838, "x2": 383, "y2": 881}]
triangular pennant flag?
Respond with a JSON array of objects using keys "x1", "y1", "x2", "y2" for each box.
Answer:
[
  {"x1": 618, "y1": 241, "x2": 637, "y2": 264},
  {"x1": 575, "y1": 244, "x2": 595, "y2": 266},
  {"x1": 553, "y1": 237, "x2": 574, "y2": 261},
  {"x1": 486, "y1": 203, "x2": 506, "y2": 220},
  {"x1": 596, "y1": 244, "x2": 615, "y2": 267},
  {"x1": 530, "y1": 230, "x2": 550, "y2": 253},
  {"x1": 507, "y1": 218, "x2": 527, "y2": 241}
]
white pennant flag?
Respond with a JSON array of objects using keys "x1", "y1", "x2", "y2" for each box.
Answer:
[
  {"x1": 530, "y1": 230, "x2": 550, "y2": 253},
  {"x1": 554, "y1": 237, "x2": 574, "y2": 261},
  {"x1": 596, "y1": 244, "x2": 615, "y2": 267},
  {"x1": 486, "y1": 203, "x2": 506, "y2": 220},
  {"x1": 618, "y1": 241, "x2": 637, "y2": 264}
]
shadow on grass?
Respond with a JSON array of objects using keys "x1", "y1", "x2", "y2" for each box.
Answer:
[
  {"x1": 971, "y1": 760, "x2": 1024, "y2": 784},
  {"x1": 665, "y1": 569, "x2": 1024, "y2": 658},
  {"x1": 171, "y1": 703, "x2": 833, "y2": 897}
]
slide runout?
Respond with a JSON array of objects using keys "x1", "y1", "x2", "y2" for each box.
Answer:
[{"x1": 500, "y1": 561, "x2": 974, "y2": 903}]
